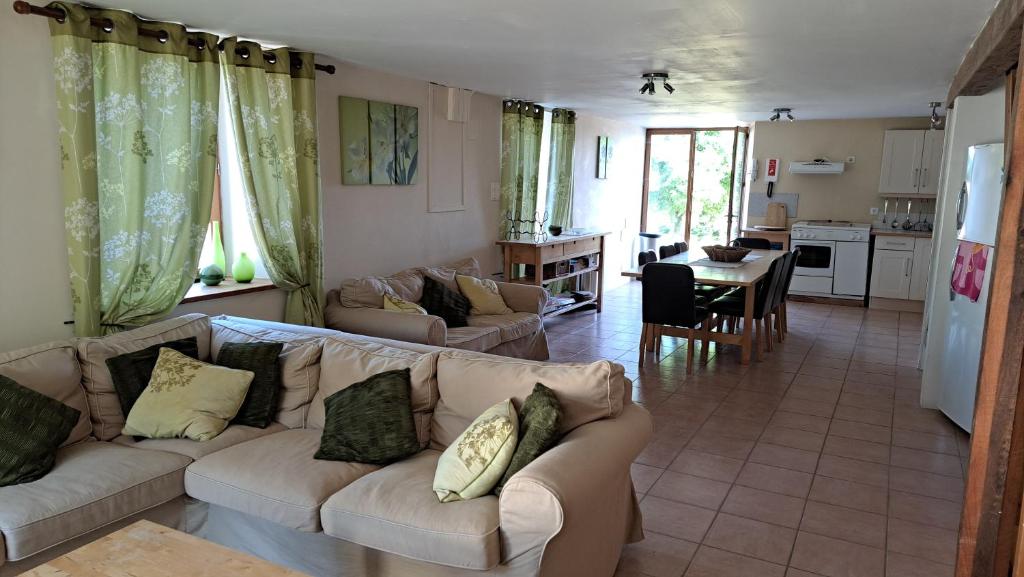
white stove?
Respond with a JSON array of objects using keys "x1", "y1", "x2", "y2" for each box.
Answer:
[{"x1": 789, "y1": 221, "x2": 871, "y2": 299}]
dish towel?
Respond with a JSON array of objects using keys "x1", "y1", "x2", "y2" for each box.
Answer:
[{"x1": 950, "y1": 240, "x2": 990, "y2": 302}]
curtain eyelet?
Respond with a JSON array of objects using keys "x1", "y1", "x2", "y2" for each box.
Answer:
[
  {"x1": 267, "y1": 54, "x2": 277, "y2": 64},
  {"x1": 101, "y1": 19, "x2": 114, "y2": 33},
  {"x1": 157, "y1": 30, "x2": 169, "y2": 43}
]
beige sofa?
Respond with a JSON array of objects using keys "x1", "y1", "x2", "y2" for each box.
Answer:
[
  {"x1": 325, "y1": 257, "x2": 550, "y2": 360},
  {"x1": 0, "y1": 313, "x2": 651, "y2": 577}
]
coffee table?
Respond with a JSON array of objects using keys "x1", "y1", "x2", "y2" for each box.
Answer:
[{"x1": 20, "y1": 520, "x2": 308, "y2": 576}]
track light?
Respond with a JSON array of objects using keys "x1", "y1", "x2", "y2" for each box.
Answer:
[
  {"x1": 639, "y1": 72, "x2": 672, "y2": 96},
  {"x1": 663, "y1": 82, "x2": 675, "y2": 94},
  {"x1": 929, "y1": 101, "x2": 944, "y2": 129},
  {"x1": 769, "y1": 107, "x2": 794, "y2": 122}
]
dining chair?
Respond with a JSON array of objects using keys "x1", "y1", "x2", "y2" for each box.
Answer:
[
  {"x1": 638, "y1": 250, "x2": 658, "y2": 266},
  {"x1": 674, "y1": 241, "x2": 689, "y2": 253},
  {"x1": 707, "y1": 255, "x2": 786, "y2": 359},
  {"x1": 773, "y1": 247, "x2": 801, "y2": 341},
  {"x1": 639, "y1": 263, "x2": 712, "y2": 373},
  {"x1": 732, "y1": 237, "x2": 773, "y2": 249}
]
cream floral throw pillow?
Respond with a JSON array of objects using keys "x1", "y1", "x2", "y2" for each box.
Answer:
[
  {"x1": 383, "y1": 294, "x2": 428, "y2": 315},
  {"x1": 455, "y1": 275, "x2": 514, "y2": 316},
  {"x1": 123, "y1": 348, "x2": 254, "y2": 441},
  {"x1": 433, "y1": 399, "x2": 518, "y2": 502}
]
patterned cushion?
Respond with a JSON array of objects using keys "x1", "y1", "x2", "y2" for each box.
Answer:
[
  {"x1": 495, "y1": 383, "x2": 562, "y2": 494},
  {"x1": 315, "y1": 368, "x2": 420, "y2": 465},
  {"x1": 433, "y1": 399, "x2": 518, "y2": 502},
  {"x1": 0, "y1": 375, "x2": 81, "y2": 487},
  {"x1": 216, "y1": 341, "x2": 284, "y2": 429},
  {"x1": 383, "y1": 294, "x2": 428, "y2": 315},
  {"x1": 420, "y1": 276, "x2": 470, "y2": 328},
  {"x1": 105, "y1": 337, "x2": 199, "y2": 419}
]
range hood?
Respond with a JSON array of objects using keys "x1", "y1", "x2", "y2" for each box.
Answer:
[{"x1": 789, "y1": 160, "x2": 845, "y2": 174}]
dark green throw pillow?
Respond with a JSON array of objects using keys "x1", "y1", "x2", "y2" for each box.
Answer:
[
  {"x1": 315, "y1": 368, "x2": 420, "y2": 465},
  {"x1": 105, "y1": 337, "x2": 199, "y2": 418},
  {"x1": 216, "y1": 341, "x2": 284, "y2": 429},
  {"x1": 420, "y1": 276, "x2": 470, "y2": 328},
  {"x1": 495, "y1": 383, "x2": 563, "y2": 494},
  {"x1": 0, "y1": 375, "x2": 81, "y2": 487}
]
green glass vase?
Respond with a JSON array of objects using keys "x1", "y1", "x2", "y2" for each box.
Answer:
[
  {"x1": 232, "y1": 252, "x2": 256, "y2": 283},
  {"x1": 211, "y1": 221, "x2": 226, "y2": 272}
]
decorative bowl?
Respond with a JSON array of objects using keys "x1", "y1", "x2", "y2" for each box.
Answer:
[
  {"x1": 702, "y1": 245, "x2": 751, "y2": 263},
  {"x1": 548, "y1": 225, "x2": 563, "y2": 236}
]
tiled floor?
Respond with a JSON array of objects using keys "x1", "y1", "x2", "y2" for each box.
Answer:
[{"x1": 544, "y1": 281, "x2": 968, "y2": 577}]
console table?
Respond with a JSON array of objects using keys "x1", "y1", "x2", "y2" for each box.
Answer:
[{"x1": 496, "y1": 231, "x2": 609, "y2": 318}]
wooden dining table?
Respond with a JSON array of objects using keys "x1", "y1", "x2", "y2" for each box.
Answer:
[{"x1": 621, "y1": 248, "x2": 789, "y2": 364}]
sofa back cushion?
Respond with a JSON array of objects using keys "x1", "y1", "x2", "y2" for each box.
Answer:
[
  {"x1": 430, "y1": 350, "x2": 625, "y2": 448},
  {"x1": 337, "y1": 257, "x2": 482, "y2": 309},
  {"x1": 77, "y1": 314, "x2": 211, "y2": 441},
  {"x1": 312, "y1": 337, "x2": 438, "y2": 448},
  {"x1": 0, "y1": 341, "x2": 92, "y2": 447},
  {"x1": 210, "y1": 317, "x2": 323, "y2": 429}
]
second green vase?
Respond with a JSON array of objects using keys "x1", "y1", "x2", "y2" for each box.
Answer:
[{"x1": 233, "y1": 252, "x2": 256, "y2": 283}]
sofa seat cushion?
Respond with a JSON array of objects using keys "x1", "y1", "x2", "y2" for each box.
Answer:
[
  {"x1": 467, "y1": 312, "x2": 541, "y2": 344},
  {"x1": 321, "y1": 450, "x2": 500, "y2": 570},
  {"x1": 445, "y1": 326, "x2": 501, "y2": 353},
  {"x1": 0, "y1": 441, "x2": 190, "y2": 561},
  {"x1": 112, "y1": 422, "x2": 286, "y2": 460},
  {"x1": 184, "y1": 429, "x2": 378, "y2": 532}
]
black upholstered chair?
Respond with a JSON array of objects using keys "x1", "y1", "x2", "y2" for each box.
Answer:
[
  {"x1": 772, "y1": 247, "x2": 801, "y2": 341},
  {"x1": 674, "y1": 241, "x2": 689, "y2": 253},
  {"x1": 707, "y1": 255, "x2": 787, "y2": 359},
  {"x1": 638, "y1": 250, "x2": 658, "y2": 267},
  {"x1": 639, "y1": 263, "x2": 712, "y2": 373},
  {"x1": 732, "y1": 237, "x2": 773, "y2": 250},
  {"x1": 659, "y1": 244, "x2": 680, "y2": 260}
]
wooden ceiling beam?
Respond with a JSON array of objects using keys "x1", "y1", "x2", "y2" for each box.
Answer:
[{"x1": 947, "y1": 0, "x2": 1024, "y2": 106}]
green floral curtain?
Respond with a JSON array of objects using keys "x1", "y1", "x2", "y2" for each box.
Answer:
[
  {"x1": 545, "y1": 108, "x2": 576, "y2": 294},
  {"x1": 220, "y1": 38, "x2": 324, "y2": 326},
  {"x1": 49, "y1": 3, "x2": 219, "y2": 336},
  {"x1": 499, "y1": 100, "x2": 544, "y2": 237}
]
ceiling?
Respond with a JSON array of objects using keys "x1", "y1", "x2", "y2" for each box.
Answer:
[{"x1": 88, "y1": 0, "x2": 996, "y2": 127}]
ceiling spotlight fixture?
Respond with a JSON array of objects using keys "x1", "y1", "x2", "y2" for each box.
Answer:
[
  {"x1": 640, "y1": 72, "x2": 672, "y2": 96},
  {"x1": 929, "y1": 101, "x2": 945, "y2": 129},
  {"x1": 770, "y1": 107, "x2": 794, "y2": 122}
]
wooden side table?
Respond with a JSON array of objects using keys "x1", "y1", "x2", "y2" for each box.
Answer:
[{"x1": 741, "y1": 228, "x2": 790, "y2": 250}]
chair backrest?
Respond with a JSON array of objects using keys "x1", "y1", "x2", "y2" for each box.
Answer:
[
  {"x1": 767, "y1": 252, "x2": 795, "y2": 311},
  {"x1": 778, "y1": 247, "x2": 801, "y2": 303},
  {"x1": 674, "y1": 241, "x2": 689, "y2": 253},
  {"x1": 752, "y1": 256, "x2": 787, "y2": 317},
  {"x1": 659, "y1": 244, "x2": 680, "y2": 259},
  {"x1": 642, "y1": 263, "x2": 701, "y2": 328},
  {"x1": 638, "y1": 250, "x2": 658, "y2": 266},
  {"x1": 732, "y1": 237, "x2": 772, "y2": 250}
]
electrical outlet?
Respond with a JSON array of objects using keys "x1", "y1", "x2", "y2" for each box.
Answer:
[
  {"x1": 870, "y1": 207, "x2": 879, "y2": 215},
  {"x1": 846, "y1": 156, "x2": 856, "y2": 164},
  {"x1": 489, "y1": 182, "x2": 500, "y2": 201}
]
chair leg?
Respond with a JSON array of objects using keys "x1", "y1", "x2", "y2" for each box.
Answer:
[
  {"x1": 781, "y1": 302, "x2": 789, "y2": 335},
  {"x1": 764, "y1": 317, "x2": 774, "y2": 352},
  {"x1": 655, "y1": 326, "x2": 663, "y2": 360},
  {"x1": 638, "y1": 323, "x2": 648, "y2": 367},
  {"x1": 775, "y1": 309, "x2": 784, "y2": 342},
  {"x1": 754, "y1": 319, "x2": 764, "y2": 360},
  {"x1": 686, "y1": 330, "x2": 696, "y2": 374},
  {"x1": 700, "y1": 321, "x2": 710, "y2": 364}
]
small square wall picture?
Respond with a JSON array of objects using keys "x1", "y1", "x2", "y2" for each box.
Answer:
[
  {"x1": 339, "y1": 96, "x2": 418, "y2": 185},
  {"x1": 596, "y1": 136, "x2": 610, "y2": 179}
]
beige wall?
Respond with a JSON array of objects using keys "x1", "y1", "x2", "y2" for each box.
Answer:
[
  {"x1": 316, "y1": 59, "x2": 502, "y2": 290},
  {"x1": 571, "y1": 115, "x2": 646, "y2": 290},
  {"x1": 747, "y1": 117, "x2": 932, "y2": 226}
]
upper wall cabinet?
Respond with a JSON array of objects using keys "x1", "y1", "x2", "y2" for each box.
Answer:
[{"x1": 879, "y1": 129, "x2": 944, "y2": 196}]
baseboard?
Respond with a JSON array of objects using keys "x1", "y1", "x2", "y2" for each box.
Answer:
[
  {"x1": 868, "y1": 297, "x2": 924, "y2": 312},
  {"x1": 788, "y1": 295, "x2": 866, "y2": 308}
]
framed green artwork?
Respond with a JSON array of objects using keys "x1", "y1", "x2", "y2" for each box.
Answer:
[
  {"x1": 340, "y1": 96, "x2": 418, "y2": 185},
  {"x1": 596, "y1": 135, "x2": 609, "y2": 179}
]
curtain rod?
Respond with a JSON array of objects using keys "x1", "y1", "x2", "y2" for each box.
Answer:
[{"x1": 12, "y1": 1, "x2": 336, "y2": 74}]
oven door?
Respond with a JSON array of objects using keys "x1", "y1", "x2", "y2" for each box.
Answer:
[{"x1": 792, "y1": 240, "x2": 835, "y2": 277}]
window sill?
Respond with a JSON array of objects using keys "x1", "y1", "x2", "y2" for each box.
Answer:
[{"x1": 181, "y1": 278, "x2": 277, "y2": 304}]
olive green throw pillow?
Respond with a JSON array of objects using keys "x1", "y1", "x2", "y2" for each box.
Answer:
[
  {"x1": 0, "y1": 375, "x2": 81, "y2": 487},
  {"x1": 495, "y1": 383, "x2": 563, "y2": 494},
  {"x1": 314, "y1": 368, "x2": 420, "y2": 465},
  {"x1": 105, "y1": 337, "x2": 199, "y2": 419},
  {"x1": 122, "y1": 348, "x2": 254, "y2": 441},
  {"x1": 216, "y1": 341, "x2": 284, "y2": 429},
  {"x1": 433, "y1": 399, "x2": 518, "y2": 502}
]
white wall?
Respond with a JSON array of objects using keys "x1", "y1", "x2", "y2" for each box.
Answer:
[
  {"x1": 316, "y1": 59, "x2": 502, "y2": 289},
  {"x1": 570, "y1": 115, "x2": 646, "y2": 290}
]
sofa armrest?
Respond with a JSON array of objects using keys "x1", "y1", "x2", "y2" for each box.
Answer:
[
  {"x1": 498, "y1": 404, "x2": 653, "y2": 576},
  {"x1": 496, "y1": 282, "x2": 547, "y2": 316},
  {"x1": 325, "y1": 290, "x2": 447, "y2": 346}
]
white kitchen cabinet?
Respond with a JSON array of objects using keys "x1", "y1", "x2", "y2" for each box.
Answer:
[
  {"x1": 879, "y1": 129, "x2": 944, "y2": 195},
  {"x1": 908, "y1": 237, "x2": 933, "y2": 301},
  {"x1": 871, "y1": 248, "x2": 914, "y2": 299}
]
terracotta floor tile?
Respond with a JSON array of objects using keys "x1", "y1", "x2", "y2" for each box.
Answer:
[
  {"x1": 888, "y1": 490, "x2": 962, "y2": 530},
  {"x1": 785, "y1": 385, "x2": 841, "y2": 405},
  {"x1": 885, "y1": 551, "x2": 955, "y2": 577},
  {"x1": 703, "y1": 513, "x2": 796, "y2": 564},
  {"x1": 637, "y1": 438, "x2": 687, "y2": 468},
  {"x1": 749, "y1": 442, "x2": 821, "y2": 473},
  {"x1": 698, "y1": 416, "x2": 766, "y2": 441},
  {"x1": 618, "y1": 531, "x2": 698, "y2": 577},
  {"x1": 687, "y1": 432, "x2": 756, "y2": 461},
  {"x1": 889, "y1": 446, "x2": 962, "y2": 478},
  {"x1": 649, "y1": 471, "x2": 733, "y2": 510},
  {"x1": 769, "y1": 411, "x2": 831, "y2": 434},
  {"x1": 891, "y1": 429, "x2": 958, "y2": 456},
  {"x1": 809, "y1": 475, "x2": 888, "y2": 514},
  {"x1": 802, "y1": 356, "x2": 851, "y2": 370},
  {"x1": 736, "y1": 462, "x2": 814, "y2": 498},
  {"x1": 800, "y1": 501, "x2": 887, "y2": 548},
  {"x1": 889, "y1": 467, "x2": 964, "y2": 503},
  {"x1": 833, "y1": 404, "x2": 892, "y2": 427},
  {"x1": 798, "y1": 364, "x2": 848, "y2": 380},
  {"x1": 720, "y1": 485, "x2": 805, "y2": 528},
  {"x1": 683, "y1": 545, "x2": 786, "y2": 577},
  {"x1": 848, "y1": 360, "x2": 897, "y2": 376},
  {"x1": 887, "y1": 518, "x2": 958, "y2": 566},
  {"x1": 790, "y1": 531, "x2": 885, "y2": 577},
  {"x1": 828, "y1": 419, "x2": 892, "y2": 445},
  {"x1": 668, "y1": 450, "x2": 745, "y2": 483},
  {"x1": 631, "y1": 463, "x2": 665, "y2": 494},
  {"x1": 778, "y1": 397, "x2": 836, "y2": 418},
  {"x1": 839, "y1": 391, "x2": 894, "y2": 412},
  {"x1": 792, "y1": 373, "x2": 846, "y2": 391},
  {"x1": 815, "y1": 454, "x2": 889, "y2": 488},
  {"x1": 823, "y1": 435, "x2": 890, "y2": 465},
  {"x1": 760, "y1": 426, "x2": 826, "y2": 452},
  {"x1": 641, "y1": 496, "x2": 717, "y2": 542}
]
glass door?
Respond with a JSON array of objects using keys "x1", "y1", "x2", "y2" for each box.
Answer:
[{"x1": 641, "y1": 132, "x2": 693, "y2": 240}]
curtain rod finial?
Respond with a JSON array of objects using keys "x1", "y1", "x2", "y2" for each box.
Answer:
[{"x1": 13, "y1": 1, "x2": 31, "y2": 15}]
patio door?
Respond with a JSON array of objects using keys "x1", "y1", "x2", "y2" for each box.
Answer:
[{"x1": 641, "y1": 127, "x2": 748, "y2": 247}]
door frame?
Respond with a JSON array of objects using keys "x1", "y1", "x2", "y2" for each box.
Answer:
[{"x1": 640, "y1": 127, "x2": 749, "y2": 244}]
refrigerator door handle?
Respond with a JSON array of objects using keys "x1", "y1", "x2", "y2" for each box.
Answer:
[{"x1": 955, "y1": 182, "x2": 968, "y2": 230}]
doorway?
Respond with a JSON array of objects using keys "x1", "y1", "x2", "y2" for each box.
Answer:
[{"x1": 640, "y1": 127, "x2": 748, "y2": 247}]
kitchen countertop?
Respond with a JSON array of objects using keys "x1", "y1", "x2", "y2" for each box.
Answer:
[{"x1": 870, "y1": 229, "x2": 933, "y2": 238}]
